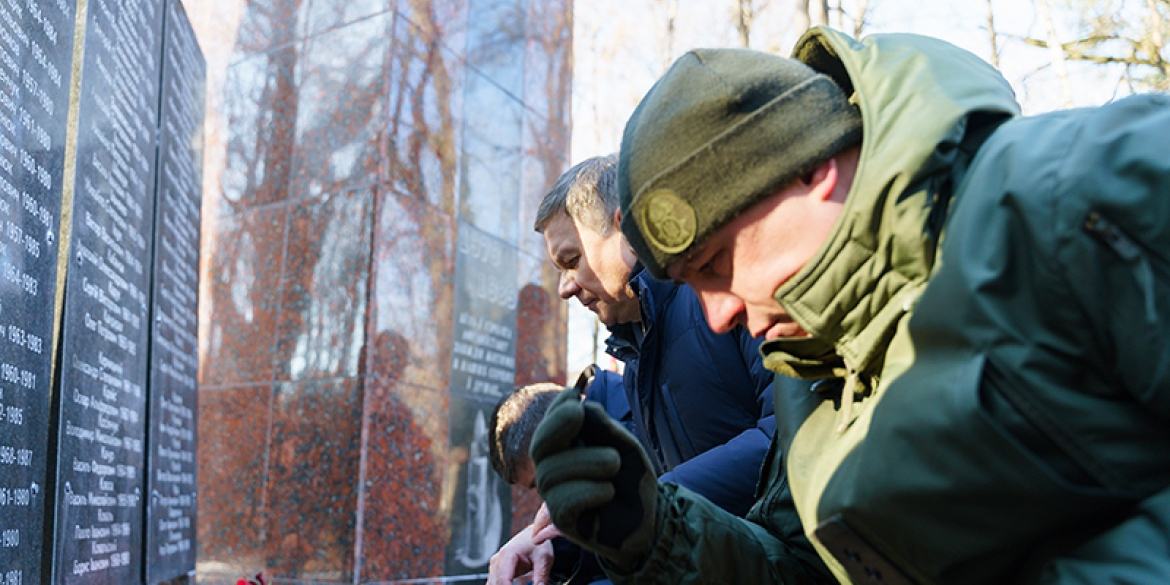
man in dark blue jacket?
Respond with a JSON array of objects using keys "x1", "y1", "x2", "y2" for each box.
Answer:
[{"x1": 488, "y1": 154, "x2": 787, "y2": 585}]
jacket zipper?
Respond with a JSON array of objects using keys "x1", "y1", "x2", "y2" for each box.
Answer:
[{"x1": 1083, "y1": 211, "x2": 1162, "y2": 324}]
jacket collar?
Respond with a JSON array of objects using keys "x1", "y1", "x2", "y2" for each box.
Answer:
[
  {"x1": 606, "y1": 266, "x2": 680, "y2": 361},
  {"x1": 761, "y1": 28, "x2": 1019, "y2": 384}
]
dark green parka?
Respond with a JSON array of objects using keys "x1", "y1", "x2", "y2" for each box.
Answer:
[{"x1": 613, "y1": 27, "x2": 1170, "y2": 585}]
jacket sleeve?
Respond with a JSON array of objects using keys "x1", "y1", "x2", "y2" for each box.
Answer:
[
  {"x1": 1039, "y1": 486, "x2": 1170, "y2": 583},
  {"x1": 603, "y1": 484, "x2": 831, "y2": 585},
  {"x1": 658, "y1": 415, "x2": 775, "y2": 516}
]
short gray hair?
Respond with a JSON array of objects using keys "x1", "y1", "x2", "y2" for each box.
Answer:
[
  {"x1": 534, "y1": 154, "x2": 619, "y2": 235},
  {"x1": 488, "y1": 383, "x2": 565, "y2": 484}
]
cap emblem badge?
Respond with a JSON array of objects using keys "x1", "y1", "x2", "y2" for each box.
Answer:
[{"x1": 642, "y1": 189, "x2": 696, "y2": 254}]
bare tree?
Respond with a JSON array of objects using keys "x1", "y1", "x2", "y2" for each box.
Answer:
[
  {"x1": 663, "y1": 0, "x2": 681, "y2": 70},
  {"x1": 833, "y1": 0, "x2": 871, "y2": 39},
  {"x1": 986, "y1": 0, "x2": 1001, "y2": 69},
  {"x1": 1143, "y1": 0, "x2": 1167, "y2": 79},
  {"x1": 829, "y1": 0, "x2": 868, "y2": 36},
  {"x1": 852, "y1": 0, "x2": 870, "y2": 38},
  {"x1": 1021, "y1": 0, "x2": 1169, "y2": 92},
  {"x1": 1037, "y1": 0, "x2": 1076, "y2": 106},
  {"x1": 794, "y1": 0, "x2": 830, "y2": 36},
  {"x1": 733, "y1": 0, "x2": 776, "y2": 47}
]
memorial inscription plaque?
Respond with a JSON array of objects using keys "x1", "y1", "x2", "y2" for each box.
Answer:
[
  {"x1": 0, "y1": 0, "x2": 78, "y2": 583},
  {"x1": 446, "y1": 222, "x2": 517, "y2": 575},
  {"x1": 51, "y1": 0, "x2": 164, "y2": 582},
  {"x1": 143, "y1": 0, "x2": 202, "y2": 581}
]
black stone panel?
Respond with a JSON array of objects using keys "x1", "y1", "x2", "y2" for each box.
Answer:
[
  {"x1": 0, "y1": 1, "x2": 78, "y2": 584},
  {"x1": 52, "y1": 0, "x2": 164, "y2": 583},
  {"x1": 445, "y1": 222, "x2": 517, "y2": 575},
  {"x1": 143, "y1": 0, "x2": 202, "y2": 581}
]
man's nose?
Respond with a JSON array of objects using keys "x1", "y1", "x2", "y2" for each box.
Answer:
[
  {"x1": 557, "y1": 272, "x2": 579, "y2": 299},
  {"x1": 697, "y1": 290, "x2": 743, "y2": 335}
]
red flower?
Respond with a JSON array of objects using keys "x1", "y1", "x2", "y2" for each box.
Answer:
[{"x1": 236, "y1": 573, "x2": 266, "y2": 585}]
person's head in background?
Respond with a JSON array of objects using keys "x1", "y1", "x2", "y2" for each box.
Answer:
[
  {"x1": 488, "y1": 382, "x2": 565, "y2": 490},
  {"x1": 535, "y1": 154, "x2": 641, "y2": 327}
]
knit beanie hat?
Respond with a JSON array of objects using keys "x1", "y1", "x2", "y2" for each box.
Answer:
[{"x1": 618, "y1": 48, "x2": 863, "y2": 279}]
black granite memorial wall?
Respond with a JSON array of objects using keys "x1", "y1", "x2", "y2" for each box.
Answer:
[
  {"x1": 143, "y1": 0, "x2": 203, "y2": 581},
  {"x1": 51, "y1": 0, "x2": 164, "y2": 580},
  {"x1": 0, "y1": 0, "x2": 79, "y2": 583},
  {"x1": 0, "y1": 0, "x2": 203, "y2": 583},
  {"x1": 445, "y1": 222, "x2": 517, "y2": 576}
]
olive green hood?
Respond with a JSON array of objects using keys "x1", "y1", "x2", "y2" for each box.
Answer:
[{"x1": 761, "y1": 28, "x2": 1020, "y2": 383}]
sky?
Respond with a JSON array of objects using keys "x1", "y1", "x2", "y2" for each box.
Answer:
[{"x1": 563, "y1": 0, "x2": 1135, "y2": 374}]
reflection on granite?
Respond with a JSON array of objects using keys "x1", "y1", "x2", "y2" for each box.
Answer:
[
  {"x1": 203, "y1": 205, "x2": 287, "y2": 387},
  {"x1": 359, "y1": 344, "x2": 448, "y2": 580},
  {"x1": 231, "y1": 0, "x2": 308, "y2": 56},
  {"x1": 274, "y1": 189, "x2": 373, "y2": 381},
  {"x1": 459, "y1": 78, "x2": 522, "y2": 242},
  {"x1": 385, "y1": 6, "x2": 466, "y2": 210},
  {"x1": 304, "y1": 0, "x2": 391, "y2": 40},
  {"x1": 264, "y1": 378, "x2": 363, "y2": 579},
  {"x1": 518, "y1": 0, "x2": 572, "y2": 261},
  {"x1": 371, "y1": 190, "x2": 455, "y2": 393},
  {"x1": 290, "y1": 14, "x2": 389, "y2": 199},
  {"x1": 197, "y1": 385, "x2": 271, "y2": 571},
  {"x1": 220, "y1": 44, "x2": 304, "y2": 207},
  {"x1": 194, "y1": 0, "x2": 571, "y2": 581},
  {"x1": 516, "y1": 254, "x2": 568, "y2": 389}
]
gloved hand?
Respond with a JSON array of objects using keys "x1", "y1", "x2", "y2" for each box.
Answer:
[{"x1": 529, "y1": 387, "x2": 659, "y2": 573}]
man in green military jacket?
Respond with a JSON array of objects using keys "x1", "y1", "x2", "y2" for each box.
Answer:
[{"x1": 527, "y1": 26, "x2": 1170, "y2": 585}]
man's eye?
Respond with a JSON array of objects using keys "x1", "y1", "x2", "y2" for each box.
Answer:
[
  {"x1": 698, "y1": 256, "x2": 717, "y2": 276},
  {"x1": 696, "y1": 250, "x2": 726, "y2": 278}
]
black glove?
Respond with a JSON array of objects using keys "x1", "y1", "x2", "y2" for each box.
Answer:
[{"x1": 530, "y1": 387, "x2": 659, "y2": 573}]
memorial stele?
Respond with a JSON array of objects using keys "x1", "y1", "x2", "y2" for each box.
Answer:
[{"x1": 0, "y1": 0, "x2": 203, "y2": 583}]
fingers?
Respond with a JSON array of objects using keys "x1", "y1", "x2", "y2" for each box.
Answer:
[
  {"x1": 487, "y1": 526, "x2": 535, "y2": 585},
  {"x1": 529, "y1": 539, "x2": 556, "y2": 585},
  {"x1": 531, "y1": 522, "x2": 563, "y2": 545},
  {"x1": 535, "y1": 447, "x2": 620, "y2": 494},
  {"x1": 530, "y1": 387, "x2": 585, "y2": 463},
  {"x1": 531, "y1": 503, "x2": 552, "y2": 535}
]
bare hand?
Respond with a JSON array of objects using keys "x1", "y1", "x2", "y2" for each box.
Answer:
[
  {"x1": 488, "y1": 524, "x2": 555, "y2": 585},
  {"x1": 530, "y1": 502, "x2": 564, "y2": 546}
]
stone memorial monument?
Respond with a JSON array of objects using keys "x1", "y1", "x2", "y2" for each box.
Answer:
[
  {"x1": 0, "y1": 0, "x2": 203, "y2": 582},
  {"x1": 143, "y1": 0, "x2": 203, "y2": 581},
  {"x1": 446, "y1": 222, "x2": 518, "y2": 575},
  {"x1": 51, "y1": 0, "x2": 163, "y2": 580},
  {"x1": 0, "y1": 0, "x2": 79, "y2": 583}
]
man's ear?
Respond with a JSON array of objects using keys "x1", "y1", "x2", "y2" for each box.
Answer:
[
  {"x1": 612, "y1": 207, "x2": 623, "y2": 228},
  {"x1": 807, "y1": 158, "x2": 840, "y2": 202}
]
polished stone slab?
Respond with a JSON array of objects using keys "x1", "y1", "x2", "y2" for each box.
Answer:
[
  {"x1": 192, "y1": 0, "x2": 573, "y2": 580},
  {"x1": 445, "y1": 220, "x2": 517, "y2": 576},
  {"x1": 51, "y1": 0, "x2": 164, "y2": 582},
  {"x1": 144, "y1": 0, "x2": 204, "y2": 581},
  {"x1": 0, "y1": 0, "x2": 79, "y2": 582}
]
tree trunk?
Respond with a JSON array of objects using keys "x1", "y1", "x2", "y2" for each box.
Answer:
[
  {"x1": 1036, "y1": 0, "x2": 1074, "y2": 107},
  {"x1": 794, "y1": 0, "x2": 828, "y2": 34},
  {"x1": 986, "y1": 0, "x2": 1000, "y2": 69},
  {"x1": 854, "y1": 0, "x2": 870, "y2": 38},
  {"x1": 663, "y1": 0, "x2": 680, "y2": 70},
  {"x1": 810, "y1": 0, "x2": 830, "y2": 27},
  {"x1": 1146, "y1": 0, "x2": 1167, "y2": 79},
  {"x1": 736, "y1": 0, "x2": 753, "y2": 47}
]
